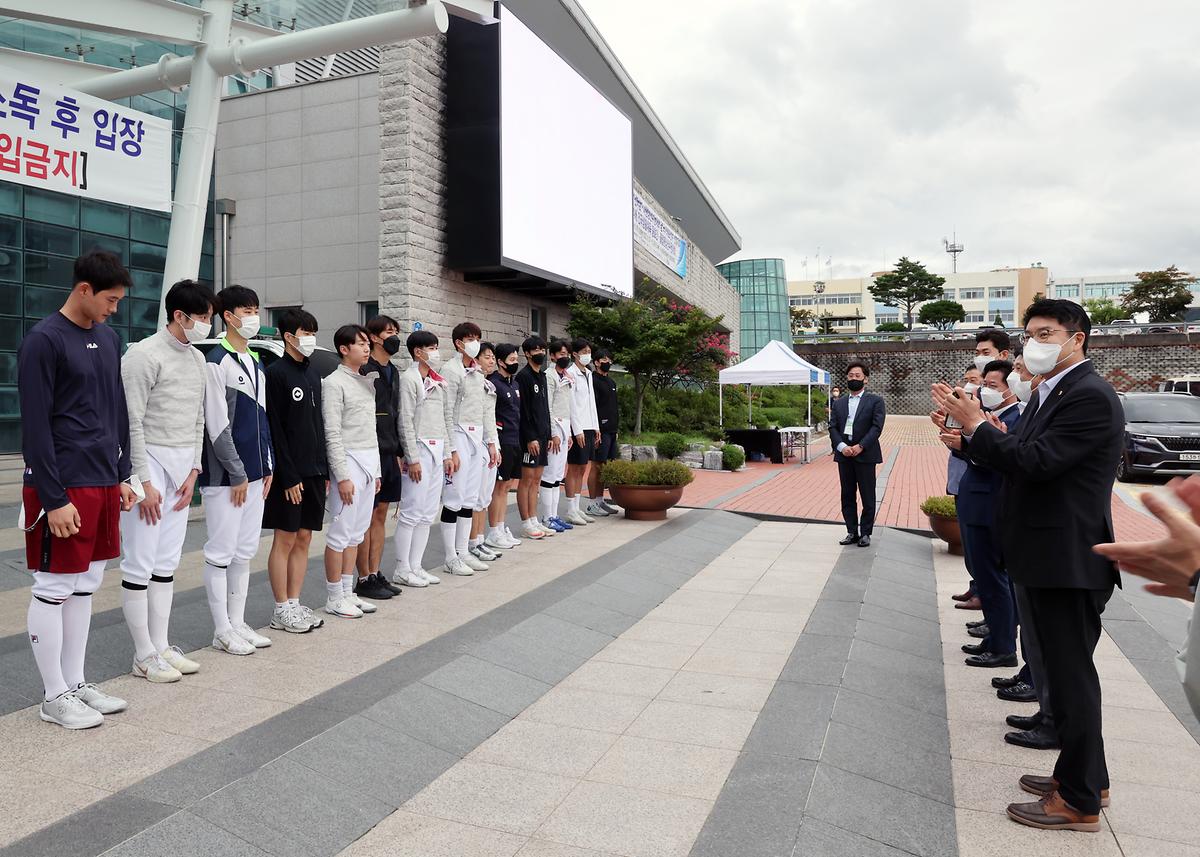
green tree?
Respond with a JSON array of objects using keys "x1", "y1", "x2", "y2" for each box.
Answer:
[
  {"x1": 917, "y1": 299, "x2": 966, "y2": 331},
  {"x1": 1121, "y1": 266, "x2": 1196, "y2": 321},
  {"x1": 789, "y1": 305, "x2": 815, "y2": 336},
  {"x1": 816, "y1": 310, "x2": 836, "y2": 334},
  {"x1": 868, "y1": 257, "x2": 947, "y2": 330},
  {"x1": 876, "y1": 321, "x2": 907, "y2": 333},
  {"x1": 1083, "y1": 297, "x2": 1132, "y2": 325},
  {"x1": 567, "y1": 284, "x2": 731, "y2": 434},
  {"x1": 993, "y1": 311, "x2": 1005, "y2": 327}
]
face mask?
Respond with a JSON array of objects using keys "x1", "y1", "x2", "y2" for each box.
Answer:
[
  {"x1": 1023, "y1": 335, "x2": 1077, "y2": 376},
  {"x1": 463, "y1": 340, "x2": 481, "y2": 359},
  {"x1": 596, "y1": 362, "x2": 610, "y2": 373},
  {"x1": 504, "y1": 361, "x2": 519, "y2": 374},
  {"x1": 232, "y1": 313, "x2": 260, "y2": 340},
  {"x1": 846, "y1": 378, "x2": 865, "y2": 392},
  {"x1": 529, "y1": 353, "x2": 545, "y2": 367},
  {"x1": 1008, "y1": 372, "x2": 1033, "y2": 403},
  {"x1": 578, "y1": 353, "x2": 592, "y2": 366},
  {"x1": 973, "y1": 355, "x2": 992, "y2": 373},
  {"x1": 963, "y1": 382, "x2": 979, "y2": 396},
  {"x1": 555, "y1": 356, "x2": 571, "y2": 370},
  {"x1": 296, "y1": 335, "x2": 317, "y2": 357},
  {"x1": 382, "y1": 335, "x2": 402, "y2": 356},
  {"x1": 423, "y1": 348, "x2": 441, "y2": 368},
  {"x1": 183, "y1": 315, "x2": 211, "y2": 343},
  {"x1": 978, "y1": 386, "x2": 1004, "y2": 410}
]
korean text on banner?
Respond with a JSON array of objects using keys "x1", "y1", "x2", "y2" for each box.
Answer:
[
  {"x1": 634, "y1": 191, "x2": 687, "y2": 279},
  {"x1": 0, "y1": 69, "x2": 171, "y2": 212}
]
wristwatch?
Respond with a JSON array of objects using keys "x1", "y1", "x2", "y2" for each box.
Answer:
[{"x1": 1190, "y1": 570, "x2": 1200, "y2": 598}]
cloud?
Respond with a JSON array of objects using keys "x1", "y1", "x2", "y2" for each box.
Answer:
[{"x1": 579, "y1": 0, "x2": 1200, "y2": 280}]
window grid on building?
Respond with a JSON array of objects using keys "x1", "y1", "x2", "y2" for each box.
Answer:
[
  {"x1": 716, "y1": 258, "x2": 789, "y2": 357},
  {"x1": 959, "y1": 288, "x2": 984, "y2": 300}
]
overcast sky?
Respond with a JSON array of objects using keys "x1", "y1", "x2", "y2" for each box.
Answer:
[{"x1": 578, "y1": 0, "x2": 1200, "y2": 282}]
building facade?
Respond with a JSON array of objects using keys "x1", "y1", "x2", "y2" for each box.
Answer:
[{"x1": 715, "y1": 258, "x2": 789, "y2": 356}]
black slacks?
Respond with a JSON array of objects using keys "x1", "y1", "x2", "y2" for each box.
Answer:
[
  {"x1": 1018, "y1": 584, "x2": 1113, "y2": 814},
  {"x1": 837, "y1": 459, "x2": 877, "y2": 536}
]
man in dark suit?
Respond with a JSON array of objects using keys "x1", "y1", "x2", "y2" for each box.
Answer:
[
  {"x1": 829, "y1": 361, "x2": 885, "y2": 547},
  {"x1": 933, "y1": 299, "x2": 1123, "y2": 833}
]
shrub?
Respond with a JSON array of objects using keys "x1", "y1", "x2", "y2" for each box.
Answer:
[
  {"x1": 656, "y1": 432, "x2": 688, "y2": 460},
  {"x1": 601, "y1": 459, "x2": 694, "y2": 487},
  {"x1": 920, "y1": 495, "x2": 957, "y2": 519},
  {"x1": 876, "y1": 321, "x2": 907, "y2": 333},
  {"x1": 721, "y1": 444, "x2": 746, "y2": 471}
]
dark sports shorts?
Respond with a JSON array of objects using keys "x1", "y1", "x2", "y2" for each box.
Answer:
[
  {"x1": 497, "y1": 444, "x2": 522, "y2": 481},
  {"x1": 521, "y1": 437, "x2": 549, "y2": 469},
  {"x1": 567, "y1": 429, "x2": 598, "y2": 465},
  {"x1": 375, "y1": 453, "x2": 403, "y2": 504},
  {"x1": 263, "y1": 475, "x2": 327, "y2": 533},
  {"x1": 24, "y1": 485, "x2": 120, "y2": 574},
  {"x1": 595, "y1": 432, "x2": 619, "y2": 463}
]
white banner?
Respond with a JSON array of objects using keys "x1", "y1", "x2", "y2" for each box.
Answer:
[
  {"x1": 0, "y1": 68, "x2": 172, "y2": 212},
  {"x1": 634, "y1": 190, "x2": 687, "y2": 279}
]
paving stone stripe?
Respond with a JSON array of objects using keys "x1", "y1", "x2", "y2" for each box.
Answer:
[{"x1": 2, "y1": 509, "x2": 757, "y2": 857}]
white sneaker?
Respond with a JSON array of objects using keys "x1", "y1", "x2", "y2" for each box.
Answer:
[
  {"x1": 393, "y1": 569, "x2": 429, "y2": 588},
  {"x1": 325, "y1": 594, "x2": 363, "y2": 619},
  {"x1": 74, "y1": 682, "x2": 128, "y2": 714},
  {"x1": 537, "y1": 520, "x2": 557, "y2": 536},
  {"x1": 298, "y1": 604, "x2": 324, "y2": 628},
  {"x1": 564, "y1": 510, "x2": 590, "y2": 526},
  {"x1": 588, "y1": 502, "x2": 611, "y2": 518},
  {"x1": 40, "y1": 690, "x2": 103, "y2": 729},
  {"x1": 419, "y1": 567, "x2": 442, "y2": 584},
  {"x1": 460, "y1": 551, "x2": 489, "y2": 572},
  {"x1": 471, "y1": 544, "x2": 500, "y2": 562},
  {"x1": 160, "y1": 645, "x2": 201, "y2": 675},
  {"x1": 132, "y1": 652, "x2": 182, "y2": 683},
  {"x1": 231, "y1": 621, "x2": 272, "y2": 649},
  {"x1": 349, "y1": 592, "x2": 377, "y2": 613},
  {"x1": 485, "y1": 533, "x2": 512, "y2": 551},
  {"x1": 213, "y1": 629, "x2": 256, "y2": 656},
  {"x1": 521, "y1": 522, "x2": 546, "y2": 540},
  {"x1": 443, "y1": 556, "x2": 476, "y2": 576},
  {"x1": 270, "y1": 606, "x2": 314, "y2": 634},
  {"x1": 503, "y1": 526, "x2": 523, "y2": 546}
]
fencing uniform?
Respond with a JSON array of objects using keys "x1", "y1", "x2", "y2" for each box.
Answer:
[
  {"x1": 323, "y1": 365, "x2": 382, "y2": 553},
  {"x1": 539, "y1": 367, "x2": 573, "y2": 525},
  {"x1": 440, "y1": 356, "x2": 499, "y2": 567},
  {"x1": 477, "y1": 378, "x2": 500, "y2": 512}
]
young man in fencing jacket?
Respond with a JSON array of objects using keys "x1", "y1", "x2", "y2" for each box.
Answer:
[
  {"x1": 539, "y1": 339, "x2": 575, "y2": 532},
  {"x1": 565, "y1": 337, "x2": 603, "y2": 522}
]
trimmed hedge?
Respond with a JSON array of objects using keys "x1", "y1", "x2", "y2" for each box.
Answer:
[
  {"x1": 721, "y1": 444, "x2": 746, "y2": 471},
  {"x1": 655, "y1": 432, "x2": 688, "y2": 459},
  {"x1": 601, "y1": 459, "x2": 695, "y2": 487},
  {"x1": 920, "y1": 495, "x2": 957, "y2": 519}
]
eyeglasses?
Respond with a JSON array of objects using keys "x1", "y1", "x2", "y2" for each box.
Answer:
[{"x1": 1017, "y1": 327, "x2": 1079, "y2": 345}]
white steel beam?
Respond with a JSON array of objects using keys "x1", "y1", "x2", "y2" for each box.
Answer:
[
  {"x1": 0, "y1": 46, "x2": 121, "y2": 88},
  {"x1": 0, "y1": 0, "x2": 279, "y2": 47},
  {"x1": 75, "y1": 52, "x2": 193, "y2": 100}
]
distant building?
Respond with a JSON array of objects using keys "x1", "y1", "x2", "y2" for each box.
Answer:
[{"x1": 716, "y1": 258, "x2": 790, "y2": 356}]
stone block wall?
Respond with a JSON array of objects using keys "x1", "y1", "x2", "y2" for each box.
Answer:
[{"x1": 797, "y1": 334, "x2": 1200, "y2": 414}]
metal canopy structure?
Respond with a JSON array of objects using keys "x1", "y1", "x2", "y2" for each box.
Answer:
[{"x1": 0, "y1": 0, "x2": 497, "y2": 321}]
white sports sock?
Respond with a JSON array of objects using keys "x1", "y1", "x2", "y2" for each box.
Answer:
[
  {"x1": 60, "y1": 593, "x2": 92, "y2": 688},
  {"x1": 121, "y1": 585, "x2": 157, "y2": 660},
  {"x1": 455, "y1": 517, "x2": 471, "y2": 555},
  {"x1": 275, "y1": 601, "x2": 287, "y2": 611},
  {"x1": 27, "y1": 598, "x2": 68, "y2": 700},
  {"x1": 226, "y1": 560, "x2": 250, "y2": 627},
  {"x1": 203, "y1": 562, "x2": 232, "y2": 634},
  {"x1": 440, "y1": 520, "x2": 458, "y2": 563},
  {"x1": 470, "y1": 536, "x2": 484, "y2": 549},
  {"x1": 567, "y1": 494, "x2": 580, "y2": 514},
  {"x1": 147, "y1": 577, "x2": 173, "y2": 653},
  {"x1": 537, "y1": 487, "x2": 554, "y2": 522},
  {"x1": 393, "y1": 523, "x2": 414, "y2": 574},
  {"x1": 326, "y1": 581, "x2": 342, "y2": 600},
  {"x1": 488, "y1": 526, "x2": 504, "y2": 540},
  {"x1": 409, "y1": 524, "x2": 431, "y2": 572},
  {"x1": 341, "y1": 574, "x2": 354, "y2": 595}
]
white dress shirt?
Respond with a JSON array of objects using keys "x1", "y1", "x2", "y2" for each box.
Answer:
[{"x1": 836, "y1": 391, "x2": 865, "y2": 453}]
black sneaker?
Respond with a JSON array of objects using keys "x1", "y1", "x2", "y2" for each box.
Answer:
[
  {"x1": 378, "y1": 572, "x2": 403, "y2": 595},
  {"x1": 355, "y1": 573, "x2": 394, "y2": 600}
]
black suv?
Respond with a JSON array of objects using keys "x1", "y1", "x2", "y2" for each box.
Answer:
[{"x1": 1117, "y1": 392, "x2": 1200, "y2": 482}]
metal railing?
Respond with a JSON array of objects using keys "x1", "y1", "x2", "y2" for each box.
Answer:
[{"x1": 792, "y1": 321, "x2": 1200, "y2": 345}]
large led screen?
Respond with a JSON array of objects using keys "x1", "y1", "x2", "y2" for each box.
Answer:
[{"x1": 499, "y1": 8, "x2": 633, "y2": 298}]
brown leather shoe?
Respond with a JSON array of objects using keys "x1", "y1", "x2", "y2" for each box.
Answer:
[
  {"x1": 1019, "y1": 774, "x2": 1110, "y2": 808},
  {"x1": 951, "y1": 589, "x2": 973, "y2": 602},
  {"x1": 954, "y1": 596, "x2": 983, "y2": 611},
  {"x1": 1007, "y1": 791, "x2": 1101, "y2": 832}
]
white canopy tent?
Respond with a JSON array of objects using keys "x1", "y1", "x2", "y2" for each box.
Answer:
[{"x1": 717, "y1": 339, "x2": 832, "y2": 428}]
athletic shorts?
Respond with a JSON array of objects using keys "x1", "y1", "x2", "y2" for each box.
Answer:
[
  {"x1": 522, "y1": 437, "x2": 550, "y2": 469},
  {"x1": 567, "y1": 429, "x2": 598, "y2": 465},
  {"x1": 497, "y1": 445, "x2": 522, "y2": 481},
  {"x1": 375, "y1": 452, "x2": 403, "y2": 504},
  {"x1": 595, "y1": 432, "x2": 619, "y2": 463},
  {"x1": 262, "y1": 475, "x2": 327, "y2": 533},
  {"x1": 23, "y1": 485, "x2": 121, "y2": 574}
]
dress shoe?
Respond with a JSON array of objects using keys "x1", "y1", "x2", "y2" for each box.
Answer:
[
  {"x1": 1006, "y1": 711, "x2": 1043, "y2": 730},
  {"x1": 1004, "y1": 725, "x2": 1060, "y2": 750},
  {"x1": 951, "y1": 589, "x2": 973, "y2": 602},
  {"x1": 954, "y1": 596, "x2": 983, "y2": 611},
  {"x1": 839, "y1": 533, "x2": 861, "y2": 546},
  {"x1": 997, "y1": 681, "x2": 1038, "y2": 703},
  {"x1": 961, "y1": 642, "x2": 987, "y2": 656},
  {"x1": 1019, "y1": 774, "x2": 1109, "y2": 808},
  {"x1": 965, "y1": 652, "x2": 1017, "y2": 668},
  {"x1": 857, "y1": 535, "x2": 871, "y2": 547},
  {"x1": 1007, "y1": 791, "x2": 1100, "y2": 832},
  {"x1": 992, "y1": 673, "x2": 1023, "y2": 690},
  {"x1": 966, "y1": 619, "x2": 987, "y2": 629},
  {"x1": 967, "y1": 624, "x2": 989, "y2": 639}
]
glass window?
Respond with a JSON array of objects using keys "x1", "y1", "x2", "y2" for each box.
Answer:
[
  {"x1": 199, "y1": 254, "x2": 214, "y2": 281},
  {"x1": 24, "y1": 221, "x2": 79, "y2": 257},
  {"x1": 24, "y1": 253, "x2": 72, "y2": 287},
  {"x1": 0, "y1": 216, "x2": 20, "y2": 249},
  {"x1": 128, "y1": 299, "x2": 160, "y2": 329},
  {"x1": 0, "y1": 387, "x2": 16, "y2": 418},
  {"x1": 0, "y1": 183, "x2": 20, "y2": 217},
  {"x1": 960, "y1": 288, "x2": 984, "y2": 300},
  {"x1": 131, "y1": 211, "x2": 170, "y2": 246},
  {"x1": 941, "y1": 289, "x2": 955, "y2": 300},
  {"x1": 24, "y1": 285, "x2": 69, "y2": 317},
  {"x1": 360, "y1": 301, "x2": 379, "y2": 324},
  {"x1": 130, "y1": 327, "x2": 157, "y2": 344},
  {"x1": 0, "y1": 283, "x2": 20, "y2": 316},
  {"x1": 82, "y1": 232, "x2": 128, "y2": 263},
  {"x1": 0, "y1": 249, "x2": 20, "y2": 283},
  {"x1": 988, "y1": 287, "x2": 1014, "y2": 298},
  {"x1": 81, "y1": 200, "x2": 129, "y2": 236},
  {"x1": 25, "y1": 188, "x2": 79, "y2": 227},
  {"x1": 0, "y1": 316, "x2": 21, "y2": 350},
  {"x1": 130, "y1": 268, "x2": 163, "y2": 301},
  {"x1": 0, "y1": 419, "x2": 19, "y2": 453},
  {"x1": 130, "y1": 241, "x2": 167, "y2": 271},
  {"x1": 0, "y1": 353, "x2": 15, "y2": 384}
]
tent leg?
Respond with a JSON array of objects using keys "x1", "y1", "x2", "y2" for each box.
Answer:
[
  {"x1": 747, "y1": 385, "x2": 752, "y2": 426},
  {"x1": 719, "y1": 384, "x2": 723, "y2": 428},
  {"x1": 807, "y1": 382, "x2": 812, "y2": 429}
]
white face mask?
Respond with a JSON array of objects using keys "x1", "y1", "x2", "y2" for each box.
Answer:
[
  {"x1": 232, "y1": 313, "x2": 260, "y2": 340},
  {"x1": 963, "y1": 382, "x2": 980, "y2": 396},
  {"x1": 296, "y1": 335, "x2": 317, "y2": 357},
  {"x1": 183, "y1": 315, "x2": 211, "y2": 343},
  {"x1": 578, "y1": 353, "x2": 592, "y2": 366},
  {"x1": 978, "y1": 386, "x2": 1005, "y2": 410},
  {"x1": 1007, "y1": 371, "x2": 1033, "y2": 403},
  {"x1": 463, "y1": 340, "x2": 481, "y2": 359},
  {"x1": 1023, "y1": 335, "x2": 1076, "y2": 376},
  {"x1": 423, "y1": 348, "x2": 442, "y2": 368},
  {"x1": 973, "y1": 355, "x2": 992, "y2": 374}
]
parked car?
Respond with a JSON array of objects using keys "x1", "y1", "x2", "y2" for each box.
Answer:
[
  {"x1": 1117, "y1": 392, "x2": 1200, "y2": 482},
  {"x1": 191, "y1": 338, "x2": 341, "y2": 378},
  {"x1": 1158, "y1": 376, "x2": 1200, "y2": 396}
]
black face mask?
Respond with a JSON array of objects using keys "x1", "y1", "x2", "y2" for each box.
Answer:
[
  {"x1": 382, "y1": 335, "x2": 401, "y2": 356},
  {"x1": 503, "y1": 361, "x2": 519, "y2": 374},
  {"x1": 846, "y1": 379, "x2": 865, "y2": 392},
  {"x1": 555, "y1": 356, "x2": 571, "y2": 370},
  {"x1": 528, "y1": 352, "x2": 545, "y2": 367},
  {"x1": 596, "y1": 362, "x2": 611, "y2": 373}
]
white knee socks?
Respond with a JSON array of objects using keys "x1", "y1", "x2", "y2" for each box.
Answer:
[
  {"x1": 440, "y1": 520, "x2": 459, "y2": 563},
  {"x1": 204, "y1": 561, "x2": 231, "y2": 634},
  {"x1": 455, "y1": 517, "x2": 471, "y2": 556},
  {"x1": 410, "y1": 524, "x2": 431, "y2": 572},
  {"x1": 538, "y1": 486, "x2": 554, "y2": 522},
  {"x1": 121, "y1": 585, "x2": 156, "y2": 660},
  {"x1": 341, "y1": 574, "x2": 354, "y2": 595},
  {"x1": 27, "y1": 598, "x2": 67, "y2": 700},
  {"x1": 60, "y1": 593, "x2": 92, "y2": 689},
  {"x1": 227, "y1": 560, "x2": 250, "y2": 628},
  {"x1": 393, "y1": 525, "x2": 414, "y2": 574},
  {"x1": 147, "y1": 577, "x2": 173, "y2": 653}
]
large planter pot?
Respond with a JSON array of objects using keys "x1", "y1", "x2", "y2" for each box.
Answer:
[
  {"x1": 926, "y1": 513, "x2": 963, "y2": 555},
  {"x1": 607, "y1": 484, "x2": 685, "y2": 521}
]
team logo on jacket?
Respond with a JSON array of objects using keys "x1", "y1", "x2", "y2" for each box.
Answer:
[
  {"x1": 533, "y1": 384, "x2": 540, "y2": 393},
  {"x1": 292, "y1": 387, "x2": 304, "y2": 401}
]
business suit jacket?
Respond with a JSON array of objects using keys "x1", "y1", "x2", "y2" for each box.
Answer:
[
  {"x1": 956, "y1": 402, "x2": 1022, "y2": 528},
  {"x1": 828, "y1": 392, "x2": 886, "y2": 465},
  {"x1": 965, "y1": 362, "x2": 1123, "y2": 590}
]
